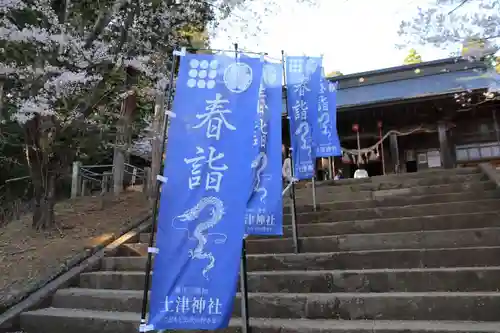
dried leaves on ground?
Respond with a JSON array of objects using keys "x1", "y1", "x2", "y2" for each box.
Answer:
[{"x1": 0, "y1": 190, "x2": 150, "y2": 310}]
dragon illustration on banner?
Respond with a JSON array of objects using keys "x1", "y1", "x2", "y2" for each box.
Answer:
[{"x1": 172, "y1": 196, "x2": 227, "y2": 280}]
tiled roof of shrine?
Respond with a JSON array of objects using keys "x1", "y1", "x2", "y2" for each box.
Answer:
[{"x1": 331, "y1": 57, "x2": 499, "y2": 109}]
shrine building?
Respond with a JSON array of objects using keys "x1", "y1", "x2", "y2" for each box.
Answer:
[{"x1": 282, "y1": 56, "x2": 500, "y2": 178}]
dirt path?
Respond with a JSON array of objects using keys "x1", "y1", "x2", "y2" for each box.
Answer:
[{"x1": 0, "y1": 191, "x2": 150, "y2": 310}]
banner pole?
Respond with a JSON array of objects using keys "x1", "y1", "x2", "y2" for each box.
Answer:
[
  {"x1": 234, "y1": 42, "x2": 251, "y2": 333},
  {"x1": 281, "y1": 50, "x2": 300, "y2": 254},
  {"x1": 311, "y1": 176, "x2": 317, "y2": 211},
  {"x1": 378, "y1": 121, "x2": 386, "y2": 175},
  {"x1": 329, "y1": 157, "x2": 334, "y2": 180},
  {"x1": 139, "y1": 48, "x2": 181, "y2": 331},
  {"x1": 240, "y1": 236, "x2": 250, "y2": 333}
]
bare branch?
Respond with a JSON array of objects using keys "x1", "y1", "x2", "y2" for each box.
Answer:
[{"x1": 447, "y1": 0, "x2": 469, "y2": 15}]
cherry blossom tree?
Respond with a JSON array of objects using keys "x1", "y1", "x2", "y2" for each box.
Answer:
[
  {"x1": 0, "y1": 0, "x2": 320, "y2": 229},
  {"x1": 398, "y1": 0, "x2": 500, "y2": 49},
  {"x1": 398, "y1": 0, "x2": 500, "y2": 107},
  {"x1": 0, "y1": 0, "x2": 213, "y2": 229}
]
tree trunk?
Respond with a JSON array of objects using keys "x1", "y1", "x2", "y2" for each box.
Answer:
[
  {"x1": 32, "y1": 171, "x2": 56, "y2": 230},
  {"x1": 0, "y1": 81, "x2": 4, "y2": 122},
  {"x1": 112, "y1": 92, "x2": 136, "y2": 194},
  {"x1": 112, "y1": 67, "x2": 138, "y2": 195},
  {"x1": 25, "y1": 116, "x2": 58, "y2": 230},
  {"x1": 150, "y1": 90, "x2": 165, "y2": 199},
  {"x1": 112, "y1": 131, "x2": 126, "y2": 195}
]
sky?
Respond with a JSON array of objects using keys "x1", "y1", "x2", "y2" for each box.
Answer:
[{"x1": 210, "y1": 0, "x2": 456, "y2": 75}]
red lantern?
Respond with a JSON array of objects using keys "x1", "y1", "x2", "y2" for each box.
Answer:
[
  {"x1": 352, "y1": 124, "x2": 359, "y2": 132},
  {"x1": 377, "y1": 121, "x2": 383, "y2": 128}
]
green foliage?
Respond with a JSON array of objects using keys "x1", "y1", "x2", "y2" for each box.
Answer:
[
  {"x1": 326, "y1": 70, "x2": 343, "y2": 77},
  {"x1": 404, "y1": 48, "x2": 423, "y2": 65},
  {"x1": 0, "y1": 121, "x2": 28, "y2": 183}
]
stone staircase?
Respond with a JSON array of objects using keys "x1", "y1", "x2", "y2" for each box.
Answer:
[{"x1": 19, "y1": 167, "x2": 500, "y2": 332}]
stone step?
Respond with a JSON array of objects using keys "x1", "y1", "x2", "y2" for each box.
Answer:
[
  {"x1": 80, "y1": 266, "x2": 500, "y2": 293},
  {"x1": 316, "y1": 169, "x2": 480, "y2": 188},
  {"x1": 136, "y1": 227, "x2": 500, "y2": 255},
  {"x1": 100, "y1": 246, "x2": 500, "y2": 272},
  {"x1": 293, "y1": 180, "x2": 495, "y2": 202},
  {"x1": 245, "y1": 246, "x2": 500, "y2": 271},
  {"x1": 288, "y1": 189, "x2": 500, "y2": 213},
  {"x1": 293, "y1": 190, "x2": 372, "y2": 202},
  {"x1": 49, "y1": 288, "x2": 500, "y2": 322},
  {"x1": 20, "y1": 308, "x2": 500, "y2": 333},
  {"x1": 327, "y1": 167, "x2": 479, "y2": 184},
  {"x1": 141, "y1": 211, "x2": 500, "y2": 241},
  {"x1": 287, "y1": 199, "x2": 500, "y2": 224},
  {"x1": 232, "y1": 292, "x2": 500, "y2": 322},
  {"x1": 246, "y1": 227, "x2": 500, "y2": 253},
  {"x1": 275, "y1": 211, "x2": 500, "y2": 237},
  {"x1": 244, "y1": 267, "x2": 500, "y2": 293},
  {"x1": 297, "y1": 173, "x2": 485, "y2": 195}
]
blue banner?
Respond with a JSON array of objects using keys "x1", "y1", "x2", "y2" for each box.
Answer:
[
  {"x1": 285, "y1": 56, "x2": 323, "y2": 179},
  {"x1": 148, "y1": 53, "x2": 263, "y2": 330},
  {"x1": 316, "y1": 79, "x2": 341, "y2": 157},
  {"x1": 245, "y1": 60, "x2": 284, "y2": 235}
]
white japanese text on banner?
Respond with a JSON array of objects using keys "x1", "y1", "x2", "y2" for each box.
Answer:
[
  {"x1": 147, "y1": 53, "x2": 263, "y2": 330},
  {"x1": 285, "y1": 56, "x2": 323, "y2": 179},
  {"x1": 316, "y1": 78, "x2": 341, "y2": 157},
  {"x1": 246, "y1": 59, "x2": 283, "y2": 235}
]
